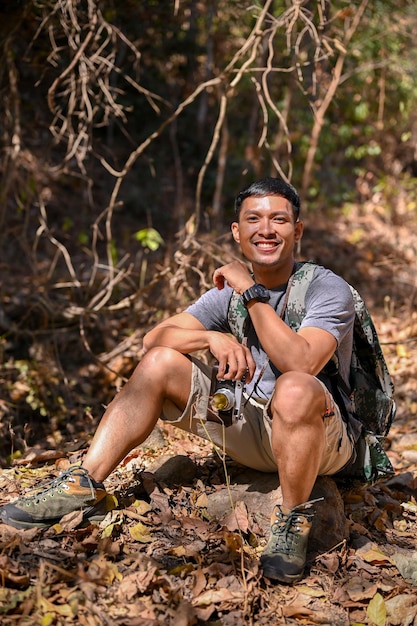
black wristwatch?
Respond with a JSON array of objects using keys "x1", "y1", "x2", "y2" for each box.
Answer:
[{"x1": 241, "y1": 283, "x2": 270, "y2": 308}]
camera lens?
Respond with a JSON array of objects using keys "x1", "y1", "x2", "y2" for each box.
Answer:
[{"x1": 211, "y1": 388, "x2": 235, "y2": 411}]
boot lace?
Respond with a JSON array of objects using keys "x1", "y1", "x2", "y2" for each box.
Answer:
[
  {"x1": 22, "y1": 466, "x2": 97, "y2": 506},
  {"x1": 269, "y1": 498, "x2": 322, "y2": 555}
]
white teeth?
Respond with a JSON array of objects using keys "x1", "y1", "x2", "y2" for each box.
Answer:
[{"x1": 256, "y1": 242, "x2": 277, "y2": 248}]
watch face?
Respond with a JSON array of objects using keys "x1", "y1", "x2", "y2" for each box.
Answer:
[
  {"x1": 243, "y1": 284, "x2": 269, "y2": 305},
  {"x1": 255, "y1": 284, "x2": 269, "y2": 299}
]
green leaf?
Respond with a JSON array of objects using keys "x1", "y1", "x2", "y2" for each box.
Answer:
[{"x1": 134, "y1": 228, "x2": 164, "y2": 252}]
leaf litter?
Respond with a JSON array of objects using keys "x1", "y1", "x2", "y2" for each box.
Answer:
[{"x1": 0, "y1": 426, "x2": 416, "y2": 626}]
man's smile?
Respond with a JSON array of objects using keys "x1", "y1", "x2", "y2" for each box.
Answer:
[{"x1": 254, "y1": 240, "x2": 280, "y2": 250}]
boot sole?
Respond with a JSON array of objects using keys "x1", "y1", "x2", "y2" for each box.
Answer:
[
  {"x1": 261, "y1": 562, "x2": 304, "y2": 584},
  {"x1": 1, "y1": 516, "x2": 51, "y2": 530},
  {"x1": 0, "y1": 501, "x2": 108, "y2": 530}
]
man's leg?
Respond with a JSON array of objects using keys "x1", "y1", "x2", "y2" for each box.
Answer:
[
  {"x1": 83, "y1": 347, "x2": 193, "y2": 482},
  {"x1": 0, "y1": 347, "x2": 193, "y2": 529},
  {"x1": 260, "y1": 371, "x2": 328, "y2": 583},
  {"x1": 270, "y1": 371, "x2": 327, "y2": 509}
]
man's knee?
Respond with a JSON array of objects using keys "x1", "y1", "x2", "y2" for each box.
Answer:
[
  {"x1": 141, "y1": 346, "x2": 189, "y2": 369},
  {"x1": 133, "y1": 347, "x2": 192, "y2": 387},
  {"x1": 271, "y1": 371, "x2": 325, "y2": 424},
  {"x1": 274, "y1": 371, "x2": 319, "y2": 401}
]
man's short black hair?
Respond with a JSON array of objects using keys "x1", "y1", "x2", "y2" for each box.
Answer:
[{"x1": 234, "y1": 177, "x2": 301, "y2": 222}]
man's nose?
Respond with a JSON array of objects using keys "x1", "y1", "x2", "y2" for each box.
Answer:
[{"x1": 258, "y1": 217, "x2": 274, "y2": 235}]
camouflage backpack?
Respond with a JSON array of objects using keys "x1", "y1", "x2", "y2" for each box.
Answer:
[{"x1": 228, "y1": 261, "x2": 396, "y2": 484}]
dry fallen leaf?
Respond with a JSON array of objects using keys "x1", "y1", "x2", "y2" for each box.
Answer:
[
  {"x1": 192, "y1": 587, "x2": 241, "y2": 607},
  {"x1": 316, "y1": 552, "x2": 340, "y2": 573},
  {"x1": 385, "y1": 593, "x2": 417, "y2": 626},
  {"x1": 344, "y1": 576, "x2": 379, "y2": 602},
  {"x1": 366, "y1": 592, "x2": 386, "y2": 626},
  {"x1": 356, "y1": 544, "x2": 392, "y2": 565},
  {"x1": 129, "y1": 521, "x2": 153, "y2": 543},
  {"x1": 221, "y1": 500, "x2": 249, "y2": 533},
  {"x1": 391, "y1": 551, "x2": 417, "y2": 585}
]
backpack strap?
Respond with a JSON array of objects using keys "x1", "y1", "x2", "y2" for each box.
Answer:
[
  {"x1": 228, "y1": 290, "x2": 249, "y2": 343},
  {"x1": 227, "y1": 261, "x2": 315, "y2": 342},
  {"x1": 284, "y1": 262, "x2": 317, "y2": 330}
]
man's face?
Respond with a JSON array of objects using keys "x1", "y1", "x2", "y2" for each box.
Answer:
[{"x1": 231, "y1": 195, "x2": 303, "y2": 271}]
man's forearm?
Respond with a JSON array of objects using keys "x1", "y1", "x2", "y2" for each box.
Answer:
[
  {"x1": 245, "y1": 301, "x2": 335, "y2": 375},
  {"x1": 143, "y1": 325, "x2": 212, "y2": 354}
]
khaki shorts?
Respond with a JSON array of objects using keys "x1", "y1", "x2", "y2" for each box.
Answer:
[{"x1": 161, "y1": 357, "x2": 354, "y2": 475}]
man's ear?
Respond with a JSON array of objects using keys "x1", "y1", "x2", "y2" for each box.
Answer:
[
  {"x1": 294, "y1": 220, "x2": 304, "y2": 242},
  {"x1": 231, "y1": 221, "x2": 240, "y2": 243}
]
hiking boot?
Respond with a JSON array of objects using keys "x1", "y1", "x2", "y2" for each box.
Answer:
[
  {"x1": 260, "y1": 499, "x2": 319, "y2": 584},
  {"x1": 0, "y1": 465, "x2": 108, "y2": 530}
]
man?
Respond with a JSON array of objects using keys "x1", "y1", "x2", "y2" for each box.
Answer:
[{"x1": 0, "y1": 177, "x2": 357, "y2": 584}]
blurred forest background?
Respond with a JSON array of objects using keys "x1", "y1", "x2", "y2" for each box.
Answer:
[{"x1": 0, "y1": 0, "x2": 416, "y2": 464}]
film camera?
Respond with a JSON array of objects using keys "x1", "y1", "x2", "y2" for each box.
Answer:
[{"x1": 209, "y1": 365, "x2": 246, "y2": 427}]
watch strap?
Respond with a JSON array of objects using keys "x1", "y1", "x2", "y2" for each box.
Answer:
[{"x1": 241, "y1": 284, "x2": 270, "y2": 307}]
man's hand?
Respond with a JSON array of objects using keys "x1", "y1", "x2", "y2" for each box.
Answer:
[
  {"x1": 211, "y1": 261, "x2": 256, "y2": 381},
  {"x1": 213, "y1": 261, "x2": 254, "y2": 294},
  {"x1": 143, "y1": 312, "x2": 256, "y2": 382},
  {"x1": 207, "y1": 331, "x2": 256, "y2": 382}
]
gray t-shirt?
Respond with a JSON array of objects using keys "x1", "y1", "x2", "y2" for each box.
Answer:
[{"x1": 186, "y1": 263, "x2": 354, "y2": 402}]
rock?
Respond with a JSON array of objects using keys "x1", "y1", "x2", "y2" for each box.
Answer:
[
  {"x1": 148, "y1": 454, "x2": 199, "y2": 487},
  {"x1": 139, "y1": 426, "x2": 166, "y2": 451},
  {"x1": 308, "y1": 476, "x2": 349, "y2": 555},
  {"x1": 384, "y1": 471, "x2": 416, "y2": 494},
  {"x1": 206, "y1": 469, "x2": 280, "y2": 535},
  {"x1": 205, "y1": 466, "x2": 348, "y2": 556}
]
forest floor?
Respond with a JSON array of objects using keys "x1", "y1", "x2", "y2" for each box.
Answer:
[{"x1": 0, "y1": 199, "x2": 416, "y2": 625}]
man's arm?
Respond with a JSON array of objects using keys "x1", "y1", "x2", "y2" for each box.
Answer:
[
  {"x1": 143, "y1": 312, "x2": 256, "y2": 382},
  {"x1": 144, "y1": 312, "x2": 216, "y2": 354},
  {"x1": 213, "y1": 261, "x2": 339, "y2": 376},
  {"x1": 245, "y1": 302, "x2": 337, "y2": 375}
]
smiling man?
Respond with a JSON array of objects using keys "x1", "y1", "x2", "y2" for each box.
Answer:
[{"x1": 0, "y1": 177, "x2": 357, "y2": 584}]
